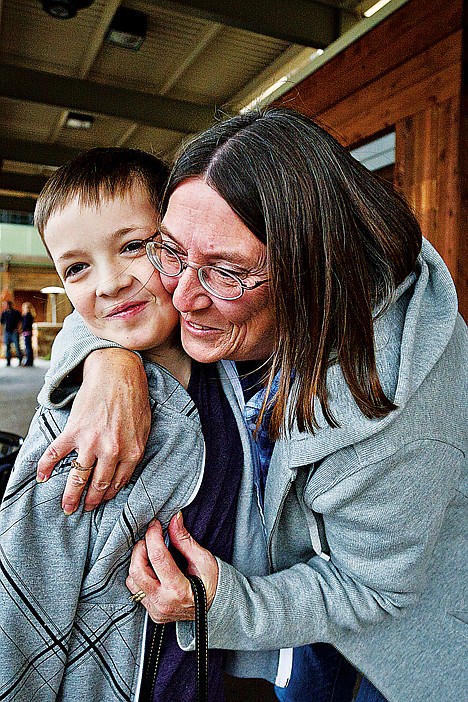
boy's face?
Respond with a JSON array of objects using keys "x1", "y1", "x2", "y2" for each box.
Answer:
[{"x1": 44, "y1": 185, "x2": 179, "y2": 354}]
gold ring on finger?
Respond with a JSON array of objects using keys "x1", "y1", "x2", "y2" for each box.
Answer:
[
  {"x1": 71, "y1": 459, "x2": 94, "y2": 472},
  {"x1": 129, "y1": 590, "x2": 146, "y2": 603}
]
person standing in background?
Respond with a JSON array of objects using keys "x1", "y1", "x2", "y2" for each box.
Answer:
[
  {"x1": 21, "y1": 302, "x2": 35, "y2": 367},
  {"x1": 1, "y1": 301, "x2": 22, "y2": 367}
]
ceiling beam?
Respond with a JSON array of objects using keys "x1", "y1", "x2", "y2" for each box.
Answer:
[
  {"x1": 0, "y1": 194, "x2": 37, "y2": 214},
  {"x1": 150, "y1": 0, "x2": 354, "y2": 47},
  {"x1": 0, "y1": 172, "x2": 49, "y2": 195},
  {"x1": 0, "y1": 138, "x2": 81, "y2": 168},
  {"x1": 0, "y1": 65, "x2": 216, "y2": 134}
]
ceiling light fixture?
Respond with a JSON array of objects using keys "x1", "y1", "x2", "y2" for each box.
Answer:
[
  {"x1": 241, "y1": 49, "x2": 324, "y2": 113},
  {"x1": 41, "y1": 0, "x2": 94, "y2": 20},
  {"x1": 364, "y1": 0, "x2": 392, "y2": 18},
  {"x1": 105, "y1": 7, "x2": 148, "y2": 51},
  {"x1": 65, "y1": 112, "x2": 94, "y2": 129}
]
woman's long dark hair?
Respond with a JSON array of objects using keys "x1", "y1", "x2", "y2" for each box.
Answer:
[{"x1": 163, "y1": 108, "x2": 422, "y2": 438}]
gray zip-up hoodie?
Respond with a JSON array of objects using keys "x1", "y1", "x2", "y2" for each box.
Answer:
[
  {"x1": 20, "y1": 239, "x2": 467, "y2": 702},
  {"x1": 199, "y1": 239, "x2": 467, "y2": 702},
  {"x1": 0, "y1": 363, "x2": 204, "y2": 702}
]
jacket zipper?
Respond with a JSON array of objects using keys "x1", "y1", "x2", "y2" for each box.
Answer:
[
  {"x1": 267, "y1": 476, "x2": 294, "y2": 688},
  {"x1": 267, "y1": 476, "x2": 293, "y2": 571}
]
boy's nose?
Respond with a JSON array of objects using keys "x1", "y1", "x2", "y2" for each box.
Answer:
[{"x1": 96, "y1": 269, "x2": 133, "y2": 297}]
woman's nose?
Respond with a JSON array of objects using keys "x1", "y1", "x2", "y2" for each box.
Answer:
[
  {"x1": 96, "y1": 267, "x2": 133, "y2": 298},
  {"x1": 171, "y1": 266, "x2": 211, "y2": 313}
]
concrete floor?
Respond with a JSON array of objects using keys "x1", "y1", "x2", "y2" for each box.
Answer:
[
  {"x1": 0, "y1": 357, "x2": 50, "y2": 438},
  {"x1": 0, "y1": 356, "x2": 278, "y2": 701}
]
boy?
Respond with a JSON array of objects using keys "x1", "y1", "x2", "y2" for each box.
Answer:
[{"x1": 0, "y1": 148, "x2": 242, "y2": 701}]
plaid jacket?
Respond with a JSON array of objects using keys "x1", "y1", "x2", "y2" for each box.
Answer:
[{"x1": 0, "y1": 362, "x2": 204, "y2": 702}]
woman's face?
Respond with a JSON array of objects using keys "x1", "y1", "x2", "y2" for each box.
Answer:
[{"x1": 159, "y1": 178, "x2": 275, "y2": 363}]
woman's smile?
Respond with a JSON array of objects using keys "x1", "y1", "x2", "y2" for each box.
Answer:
[{"x1": 180, "y1": 314, "x2": 226, "y2": 333}]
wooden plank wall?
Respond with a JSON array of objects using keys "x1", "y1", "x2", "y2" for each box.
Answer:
[
  {"x1": 277, "y1": 0, "x2": 467, "y2": 320},
  {"x1": 395, "y1": 97, "x2": 461, "y2": 279}
]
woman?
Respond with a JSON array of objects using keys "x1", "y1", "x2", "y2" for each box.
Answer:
[
  {"x1": 37, "y1": 109, "x2": 467, "y2": 702},
  {"x1": 21, "y1": 302, "x2": 35, "y2": 366}
]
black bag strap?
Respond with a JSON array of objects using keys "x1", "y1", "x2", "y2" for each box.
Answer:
[
  {"x1": 139, "y1": 621, "x2": 165, "y2": 700},
  {"x1": 140, "y1": 575, "x2": 208, "y2": 702},
  {"x1": 187, "y1": 574, "x2": 208, "y2": 702}
]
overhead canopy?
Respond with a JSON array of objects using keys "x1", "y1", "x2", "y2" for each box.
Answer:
[{"x1": 0, "y1": 0, "x2": 369, "y2": 211}]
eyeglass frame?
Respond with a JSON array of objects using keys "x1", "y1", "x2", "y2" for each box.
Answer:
[{"x1": 145, "y1": 238, "x2": 269, "y2": 301}]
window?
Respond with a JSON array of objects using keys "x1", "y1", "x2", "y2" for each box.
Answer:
[
  {"x1": 350, "y1": 132, "x2": 395, "y2": 181},
  {"x1": 0, "y1": 210, "x2": 34, "y2": 225}
]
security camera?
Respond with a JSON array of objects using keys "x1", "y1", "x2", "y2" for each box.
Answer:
[{"x1": 41, "y1": 1, "x2": 94, "y2": 20}]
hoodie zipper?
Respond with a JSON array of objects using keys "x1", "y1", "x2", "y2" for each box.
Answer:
[
  {"x1": 267, "y1": 476, "x2": 293, "y2": 568},
  {"x1": 267, "y1": 475, "x2": 294, "y2": 688}
]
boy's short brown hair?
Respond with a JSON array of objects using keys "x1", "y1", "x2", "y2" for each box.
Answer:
[{"x1": 34, "y1": 147, "x2": 169, "y2": 240}]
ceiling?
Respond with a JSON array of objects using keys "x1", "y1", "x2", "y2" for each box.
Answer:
[{"x1": 0, "y1": 0, "x2": 370, "y2": 213}]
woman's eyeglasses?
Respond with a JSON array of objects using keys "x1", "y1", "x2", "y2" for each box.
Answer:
[{"x1": 146, "y1": 240, "x2": 269, "y2": 301}]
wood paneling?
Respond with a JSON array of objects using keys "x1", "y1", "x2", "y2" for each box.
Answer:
[
  {"x1": 8, "y1": 267, "x2": 61, "y2": 291},
  {"x1": 458, "y1": 0, "x2": 468, "y2": 318},
  {"x1": 319, "y1": 33, "x2": 461, "y2": 147},
  {"x1": 280, "y1": 0, "x2": 463, "y2": 116},
  {"x1": 395, "y1": 97, "x2": 460, "y2": 280},
  {"x1": 14, "y1": 290, "x2": 48, "y2": 322},
  {"x1": 277, "y1": 0, "x2": 467, "y2": 320}
]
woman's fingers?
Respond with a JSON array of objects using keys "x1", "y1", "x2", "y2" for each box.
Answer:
[
  {"x1": 101, "y1": 461, "x2": 135, "y2": 502},
  {"x1": 37, "y1": 350, "x2": 151, "y2": 512},
  {"x1": 81, "y1": 457, "x2": 117, "y2": 511},
  {"x1": 85, "y1": 460, "x2": 135, "y2": 510},
  {"x1": 126, "y1": 538, "x2": 175, "y2": 621},
  {"x1": 127, "y1": 521, "x2": 195, "y2": 623},
  {"x1": 126, "y1": 517, "x2": 219, "y2": 624},
  {"x1": 37, "y1": 434, "x2": 76, "y2": 483},
  {"x1": 145, "y1": 520, "x2": 192, "y2": 591},
  {"x1": 61, "y1": 455, "x2": 96, "y2": 515},
  {"x1": 127, "y1": 539, "x2": 160, "y2": 593},
  {"x1": 43, "y1": 451, "x2": 131, "y2": 516},
  {"x1": 167, "y1": 512, "x2": 219, "y2": 607}
]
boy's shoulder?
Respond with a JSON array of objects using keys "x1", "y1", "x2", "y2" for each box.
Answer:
[
  {"x1": 143, "y1": 360, "x2": 198, "y2": 420},
  {"x1": 7, "y1": 404, "x2": 72, "y2": 484}
]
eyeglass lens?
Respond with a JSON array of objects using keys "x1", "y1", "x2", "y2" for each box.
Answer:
[{"x1": 146, "y1": 241, "x2": 243, "y2": 299}]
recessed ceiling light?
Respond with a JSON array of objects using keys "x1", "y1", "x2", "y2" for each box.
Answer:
[
  {"x1": 105, "y1": 7, "x2": 148, "y2": 51},
  {"x1": 40, "y1": 286, "x2": 66, "y2": 294},
  {"x1": 65, "y1": 112, "x2": 94, "y2": 129}
]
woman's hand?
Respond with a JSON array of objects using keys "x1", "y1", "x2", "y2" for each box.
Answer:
[
  {"x1": 126, "y1": 512, "x2": 219, "y2": 622},
  {"x1": 36, "y1": 349, "x2": 151, "y2": 515}
]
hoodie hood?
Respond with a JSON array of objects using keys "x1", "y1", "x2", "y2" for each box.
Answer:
[{"x1": 286, "y1": 238, "x2": 459, "y2": 466}]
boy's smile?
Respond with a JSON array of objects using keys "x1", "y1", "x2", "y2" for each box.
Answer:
[
  {"x1": 102, "y1": 299, "x2": 151, "y2": 320},
  {"x1": 44, "y1": 185, "x2": 180, "y2": 359}
]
